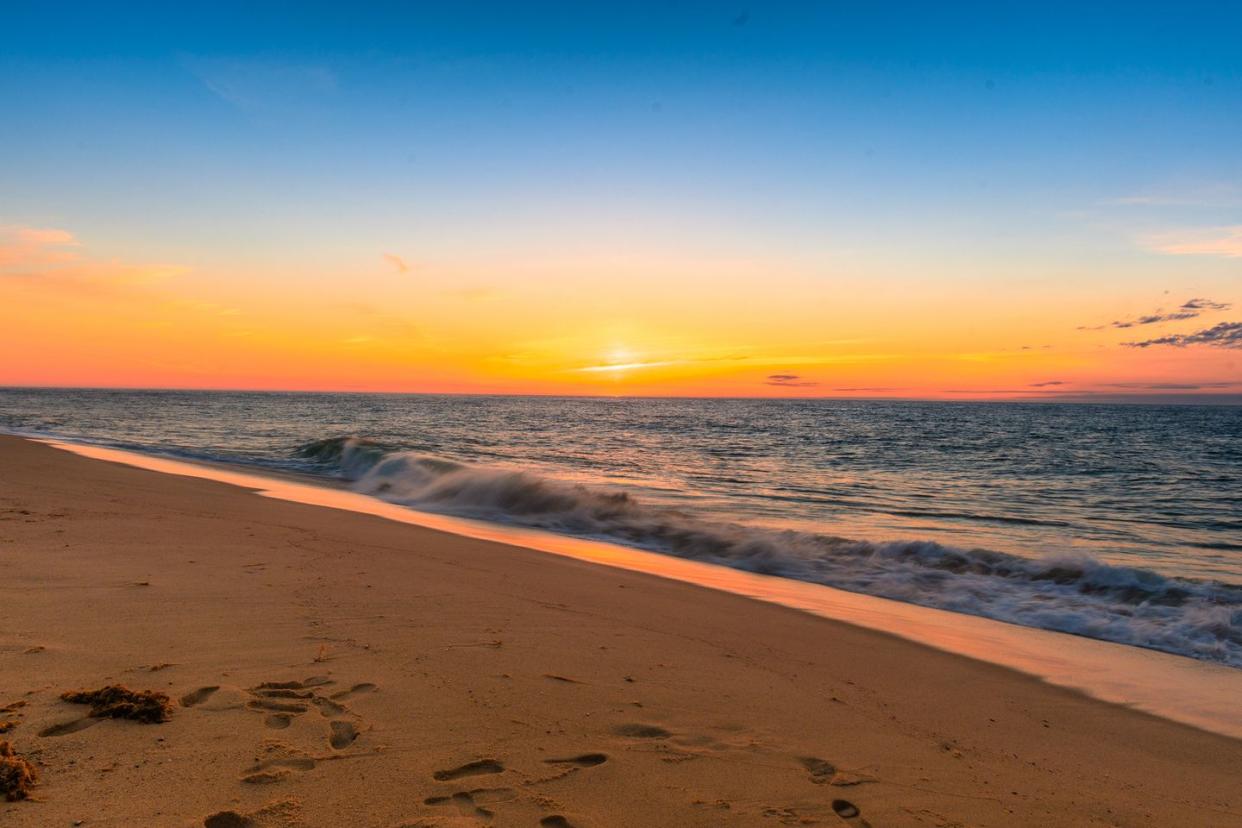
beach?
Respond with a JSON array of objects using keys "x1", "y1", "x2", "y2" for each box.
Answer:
[{"x1": 2, "y1": 434, "x2": 1240, "y2": 827}]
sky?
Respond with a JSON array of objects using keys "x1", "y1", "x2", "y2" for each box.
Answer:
[{"x1": 2, "y1": 2, "x2": 1240, "y2": 399}]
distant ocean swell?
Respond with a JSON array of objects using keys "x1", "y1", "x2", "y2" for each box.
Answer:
[{"x1": 297, "y1": 437, "x2": 1242, "y2": 667}]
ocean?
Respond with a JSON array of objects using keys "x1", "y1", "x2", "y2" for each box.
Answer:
[{"x1": 2, "y1": 387, "x2": 1239, "y2": 667}]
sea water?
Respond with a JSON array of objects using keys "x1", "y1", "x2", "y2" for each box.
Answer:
[{"x1": 2, "y1": 388, "x2": 1238, "y2": 666}]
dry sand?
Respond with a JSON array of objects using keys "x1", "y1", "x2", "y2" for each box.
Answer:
[{"x1": 1, "y1": 435, "x2": 1239, "y2": 827}]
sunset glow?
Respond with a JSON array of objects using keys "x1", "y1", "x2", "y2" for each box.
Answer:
[{"x1": 2, "y1": 5, "x2": 1239, "y2": 401}]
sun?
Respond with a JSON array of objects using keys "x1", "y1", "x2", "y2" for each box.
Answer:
[{"x1": 604, "y1": 346, "x2": 636, "y2": 366}]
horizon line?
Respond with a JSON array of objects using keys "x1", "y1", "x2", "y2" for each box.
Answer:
[{"x1": 2, "y1": 384, "x2": 1240, "y2": 406}]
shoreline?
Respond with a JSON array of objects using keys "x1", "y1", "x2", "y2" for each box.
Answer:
[
  {"x1": 3, "y1": 434, "x2": 1240, "y2": 826},
  {"x1": 34, "y1": 435, "x2": 1242, "y2": 741}
]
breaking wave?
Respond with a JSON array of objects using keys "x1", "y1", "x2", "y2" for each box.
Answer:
[{"x1": 297, "y1": 436, "x2": 1242, "y2": 667}]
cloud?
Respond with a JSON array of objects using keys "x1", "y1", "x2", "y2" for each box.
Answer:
[
  {"x1": 1181, "y1": 297, "x2": 1231, "y2": 311},
  {"x1": 943, "y1": 389, "x2": 1030, "y2": 394},
  {"x1": 1109, "y1": 311, "x2": 1200, "y2": 329},
  {"x1": 574, "y1": 360, "x2": 680, "y2": 373},
  {"x1": 0, "y1": 224, "x2": 80, "y2": 267},
  {"x1": 1108, "y1": 195, "x2": 1182, "y2": 206},
  {"x1": 1147, "y1": 226, "x2": 1242, "y2": 258},
  {"x1": 1079, "y1": 297, "x2": 1231, "y2": 330},
  {"x1": 1, "y1": 223, "x2": 184, "y2": 294},
  {"x1": 1124, "y1": 321, "x2": 1242, "y2": 349},
  {"x1": 834, "y1": 386, "x2": 904, "y2": 392},
  {"x1": 1101, "y1": 382, "x2": 1242, "y2": 390},
  {"x1": 344, "y1": 302, "x2": 422, "y2": 340},
  {"x1": 766, "y1": 373, "x2": 819, "y2": 388},
  {"x1": 1029, "y1": 381, "x2": 1067, "y2": 387},
  {"x1": 1104, "y1": 184, "x2": 1242, "y2": 209},
  {"x1": 11, "y1": 226, "x2": 76, "y2": 246},
  {"x1": 185, "y1": 57, "x2": 338, "y2": 112},
  {"x1": 382, "y1": 253, "x2": 409, "y2": 273}
]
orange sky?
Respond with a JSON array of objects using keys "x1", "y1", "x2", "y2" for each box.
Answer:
[{"x1": 2, "y1": 222, "x2": 1238, "y2": 399}]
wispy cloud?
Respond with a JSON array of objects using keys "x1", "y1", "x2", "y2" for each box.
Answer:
[
  {"x1": 1109, "y1": 311, "x2": 1201, "y2": 329},
  {"x1": 1181, "y1": 297, "x2": 1231, "y2": 311},
  {"x1": 943, "y1": 389, "x2": 1031, "y2": 395},
  {"x1": 185, "y1": 57, "x2": 338, "y2": 112},
  {"x1": 765, "y1": 373, "x2": 819, "y2": 388},
  {"x1": 344, "y1": 302, "x2": 422, "y2": 341},
  {"x1": 1124, "y1": 321, "x2": 1242, "y2": 349},
  {"x1": 1, "y1": 223, "x2": 184, "y2": 294},
  {"x1": 833, "y1": 386, "x2": 904, "y2": 392},
  {"x1": 1107, "y1": 195, "x2": 1185, "y2": 207},
  {"x1": 1103, "y1": 180, "x2": 1242, "y2": 208},
  {"x1": 1079, "y1": 297, "x2": 1231, "y2": 330},
  {"x1": 382, "y1": 253, "x2": 409, "y2": 273},
  {"x1": 1029, "y1": 380, "x2": 1067, "y2": 387},
  {"x1": 1146, "y1": 226, "x2": 1242, "y2": 258},
  {"x1": 1101, "y1": 381, "x2": 1242, "y2": 390},
  {"x1": 0, "y1": 224, "x2": 80, "y2": 267},
  {"x1": 574, "y1": 360, "x2": 681, "y2": 373}
]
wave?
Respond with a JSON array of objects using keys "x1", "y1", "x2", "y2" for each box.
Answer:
[
  {"x1": 298, "y1": 436, "x2": 1242, "y2": 667},
  {"x1": 294, "y1": 435, "x2": 392, "y2": 478}
]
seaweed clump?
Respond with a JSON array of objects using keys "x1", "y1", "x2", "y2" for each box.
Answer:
[
  {"x1": 0, "y1": 741, "x2": 38, "y2": 801},
  {"x1": 0, "y1": 700, "x2": 27, "y2": 734},
  {"x1": 61, "y1": 685, "x2": 174, "y2": 723}
]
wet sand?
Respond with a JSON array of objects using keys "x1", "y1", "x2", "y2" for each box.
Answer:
[{"x1": 1, "y1": 435, "x2": 1240, "y2": 827}]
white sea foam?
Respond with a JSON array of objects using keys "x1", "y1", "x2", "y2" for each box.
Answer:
[{"x1": 297, "y1": 437, "x2": 1242, "y2": 667}]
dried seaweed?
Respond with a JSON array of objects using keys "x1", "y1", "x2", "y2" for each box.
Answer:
[
  {"x1": 0, "y1": 741, "x2": 37, "y2": 802},
  {"x1": 60, "y1": 685, "x2": 173, "y2": 723}
]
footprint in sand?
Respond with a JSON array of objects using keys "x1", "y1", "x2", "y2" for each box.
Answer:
[
  {"x1": 433, "y1": 759, "x2": 505, "y2": 781},
  {"x1": 832, "y1": 798, "x2": 870, "y2": 826},
  {"x1": 244, "y1": 677, "x2": 340, "y2": 720},
  {"x1": 240, "y1": 771, "x2": 288, "y2": 785},
  {"x1": 204, "y1": 797, "x2": 301, "y2": 827},
  {"x1": 329, "y1": 720, "x2": 358, "y2": 749},
  {"x1": 423, "y1": 787, "x2": 515, "y2": 823},
  {"x1": 544, "y1": 753, "x2": 608, "y2": 768},
  {"x1": 38, "y1": 717, "x2": 101, "y2": 738},
  {"x1": 534, "y1": 752, "x2": 609, "y2": 784},
  {"x1": 311, "y1": 696, "x2": 347, "y2": 717},
  {"x1": 612, "y1": 723, "x2": 671, "y2": 739},
  {"x1": 241, "y1": 755, "x2": 316, "y2": 785},
  {"x1": 329, "y1": 682, "x2": 377, "y2": 701},
  {"x1": 253, "y1": 688, "x2": 313, "y2": 700},
  {"x1": 300, "y1": 676, "x2": 334, "y2": 687},
  {"x1": 799, "y1": 756, "x2": 837, "y2": 784},
  {"x1": 799, "y1": 756, "x2": 874, "y2": 788},
  {"x1": 254, "y1": 677, "x2": 334, "y2": 691},
  {"x1": 540, "y1": 817, "x2": 578, "y2": 828},
  {"x1": 180, "y1": 686, "x2": 220, "y2": 707},
  {"x1": 247, "y1": 699, "x2": 310, "y2": 714},
  {"x1": 238, "y1": 677, "x2": 374, "y2": 747}
]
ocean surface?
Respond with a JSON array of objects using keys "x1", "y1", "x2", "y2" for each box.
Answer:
[{"x1": 2, "y1": 388, "x2": 1240, "y2": 667}]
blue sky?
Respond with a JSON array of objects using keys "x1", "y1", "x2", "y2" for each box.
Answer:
[{"x1": 6, "y1": 2, "x2": 1240, "y2": 250}]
